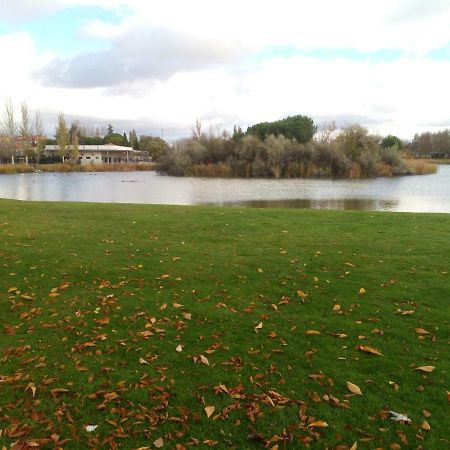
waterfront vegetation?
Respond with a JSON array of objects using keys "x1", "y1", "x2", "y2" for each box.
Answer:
[
  {"x1": 0, "y1": 200, "x2": 449, "y2": 448},
  {"x1": 0, "y1": 162, "x2": 157, "y2": 175}
]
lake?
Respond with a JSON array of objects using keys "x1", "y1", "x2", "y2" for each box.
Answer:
[{"x1": 1, "y1": 165, "x2": 450, "y2": 213}]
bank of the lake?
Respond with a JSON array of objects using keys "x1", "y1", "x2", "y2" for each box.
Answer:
[
  {"x1": 0, "y1": 200, "x2": 449, "y2": 449},
  {"x1": 0, "y1": 162, "x2": 158, "y2": 174}
]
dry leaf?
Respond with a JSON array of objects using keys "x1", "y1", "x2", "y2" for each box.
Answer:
[
  {"x1": 153, "y1": 437, "x2": 164, "y2": 448},
  {"x1": 307, "y1": 420, "x2": 328, "y2": 428},
  {"x1": 359, "y1": 288, "x2": 366, "y2": 294},
  {"x1": 175, "y1": 345, "x2": 183, "y2": 352},
  {"x1": 332, "y1": 304, "x2": 341, "y2": 311},
  {"x1": 173, "y1": 302, "x2": 183, "y2": 308},
  {"x1": 139, "y1": 357, "x2": 149, "y2": 365},
  {"x1": 415, "y1": 365, "x2": 435, "y2": 373},
  {"x1": 160, "y1": 274, "x2": 170, "y2": 279},
  {"x1": 305, "y1": 330, "x2": 321, "y2": 335},
  {"x1": 421, "y1": 421, "x2": 431, "y2": 430},
  {"x1": 182, "y1": 312, "x2": 192, "y2": 320},
  {"x1": 356, "y1": 345, "x2": 383, "y2": 356},
  {"x1": 415, "y1": 327, "x2": 429, "y2": 335},
  {"x1": 350, "y1": 443, "x2": 358, "y2": 450},
  {"x1": 347, "y1": 381, "x2": 362, "y2": 395},
  {"x1": 204, "y1": 405, "x2": 215, "y2": 418},
  {"x1": 200, "y1": 354, "x2": 209, "y2": 366},
  {"x1": 254, "y1": 322, "x2": 263, "y2": 332}
]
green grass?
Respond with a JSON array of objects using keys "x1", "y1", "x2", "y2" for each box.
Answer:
[{"x1": 0, "y1": 200, "x2": 448, "y2": 449}]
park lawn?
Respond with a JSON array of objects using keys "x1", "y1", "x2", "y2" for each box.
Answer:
[{"x1": 0, "y1": 199, "x2": 448, "y2": 449}]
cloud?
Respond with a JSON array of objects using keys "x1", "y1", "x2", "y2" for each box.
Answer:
[{"x1": 38, "y1": 25, "x2": 247, "y2": 88}]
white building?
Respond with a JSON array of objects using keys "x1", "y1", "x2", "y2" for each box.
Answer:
[{"x1": 44, "y1": 144, "x2": 150, "y2": 165}]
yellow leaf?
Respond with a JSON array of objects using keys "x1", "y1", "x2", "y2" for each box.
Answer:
[
  {"x1": 332, "y1": 304, "x2": 341, "y2": 311},
  {"x1": 346, "y1": 381, "x2": 362, "y2": 395},
  {"x1": 307, "y1": 420, "x2": 328, "y2": 428},
  {"x1": 175, "y1": 345, "x2": 183, "y2": 352},
  {"x1": 350, "y1": 442, "x2": 358, "y2": 450},
  {"x1": 257, "y1": 268, "x2": 263, "y2": 273},
  {"x1": 297, "y1": 290, "x2": 307, "y2": 299},
  {"x1": 7, "y1": 286, "x2": 18, "y2": 293},
  {"x1": 172, "y1": 302, "x2": 183, "y2": 308},
  {"x1": 415, "y1": 328, "x2": 429, "y2": 335},
  {"x1": 356, "y1": 345, "x2": 383, "y2": 356},
  {"x1": 204, "y1": 405, "x2": 215, "y2": 418},
  {"x1": 159, "y1": 303, "x2": 167, "y2": 311},
  {"x1": 160, "y1": 274, "x2": 170, "y2": 279},
  {"x1": 415, "y1": 365, "x2": 435, "y2": 373},
  {"x1": 305, "y1": 330, "x2": 321, "y2": 335},
  {"x1": 153, "y1": 437, "x2": 164, "y2": 448},
  {"x1": 359, "y1": 288, "x2": 366, "y2": 294},
  {"x1": 421, "y1": 420, "x2": 431, "y2": 430},
  {"x1": 200, "y1": 354, "x2": 209, "y2": 366},
  {"x1": 139, "y1": 357, "x2": 149, "y2": 364},
  {"x1": 182, "y1": 312, "x2": 192, "y2": 320},
  {"x1": 254, "y1": 322, "x2": 263, "y2": 332},
  {"x1": 313, "y1": 276, "x2": 319, "y2": 282}
]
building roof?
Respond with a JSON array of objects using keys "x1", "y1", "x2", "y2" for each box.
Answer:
[{"x1": 45, "y1": 144, "x2": 141, "y2": 153}]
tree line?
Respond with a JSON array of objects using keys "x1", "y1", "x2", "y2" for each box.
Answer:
[
  {"x1": 410, "y1": 130, "x2": 450, "y2": 158},
  {"x1": 159, "y1": 118, "x2": 413, "y2": 178},
  {"x1": 0, "y1": 99, "x2": 167, "y2": 164}
]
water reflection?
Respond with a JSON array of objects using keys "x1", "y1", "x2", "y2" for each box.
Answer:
[
  {"x1": 0, "y1": 165, "x2": 449, "y2": 213},
  {"x1": 219, "y1": 198, "x2": 398, "y2": 210}
]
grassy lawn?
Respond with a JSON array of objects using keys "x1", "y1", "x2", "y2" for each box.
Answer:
[{"x1": 0, "y1": 200, "x2": 448, "y2": 449}]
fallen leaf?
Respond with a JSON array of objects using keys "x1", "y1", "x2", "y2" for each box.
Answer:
[
  {"x1": 154, "y1": 437, "x2": 164, "y2": 448},
  {"x1": 350, "y1": 442, "x2": 358, "y2": 450},
  {"x1": 356, "y1": 345, "x2": 383, "y2": 356},
  {"x1": 415, "y1": 328, "x2": 429, "y2": 335},
  {"x1": 305, "y1": 330, "x2": 321, "y2": 335},
  {"x1": 415, "y1": 365, "x2": 435, "y2": 373},
  {"x1": 297, "y1": 290, "x2": 307, "y2": 300},
  {"x1": 204, "y1": 406, "x2": 215, "y2": 418},
  {"x1": 182, "y1": 312, "x2": 192, "y2": 320},
  {"x1": 7, "y1": 286, "x2": 18, "y2": 293},
  {"x1": 85, "y1": 424, "x2": 98, "y2": 432},
  {"x1": 254, "y1": 322, "x2": 263, "y2": 332},
  {"x1": 359, "y1": 288, "x2": 366, "y2": 294},
  {"x1": 176, "y1": 345, "x2": 183, "y2": 352},
  {"x1": 307, "y1": 420, "x2": 328, "y2": 428},
  {"x1": 200, "y1": 354, "x2": 209, "y2": 366},
  {"x1": 139, "y1": 357, "x2": 149, "y2": 365},
  {"x1": 421, "y1": 421, "x2": 431, "y2": 430},
  {"x1": 346, "y1": 381, "x2": 362, "y2": 395},
  {"x1": 332, "y1": 304, "x2": 341, "y2": 311},
  {"x1": 173, "y1": 302, "x2": 183, "y2": 308}
]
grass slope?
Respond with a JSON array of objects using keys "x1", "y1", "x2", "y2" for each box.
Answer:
[{"x1": 0, "y1": 200, "x2": 449, "y2": 449}]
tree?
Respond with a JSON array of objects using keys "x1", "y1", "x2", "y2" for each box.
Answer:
[
  {"x1": 247, "y1": 115, "x2": 316, "y2": 143},
  {"x1": 382, "y1": 135, "x2": 402, "y2": 150},
  {"x1": 104, "y1": 132, "x2": 126, "y2": 146},
  {"x1": 2, "y1": 98, "x2": 17, "y2": 163},
  {"x1": 20, "y1": 102, "x2": 33, "y2": 161},
  {"x1": 129, "y1": 129, "x2": 139, "y2": 149},
  {"x1": 107, "y1": 124, "x2": 114, "y2": 136},
  {"x1": 139, "y1": 136, "x2": 168, "y2": 160},
  {"x1": 34, "y1": 111, "x2": 46, "y2": 163},
  {"x1": 122, "y1": 132, "x2": 129, "y2": 146},
  {"x1": 56, "y1": 113, "x2": 69, "y2": 162}
]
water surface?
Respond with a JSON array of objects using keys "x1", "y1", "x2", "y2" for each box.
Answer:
[{"x1": 1, "y1": 166, "x2": 450, "y2": 213}]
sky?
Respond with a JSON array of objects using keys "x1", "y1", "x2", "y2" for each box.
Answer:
[{"x1": 0, "y1": 0, "x2": 449, "y2": 141}]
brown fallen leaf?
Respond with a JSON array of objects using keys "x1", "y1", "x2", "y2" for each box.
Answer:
[
  {"x1": 350, "y1": 442, "x2": 358, "y2": 450},
  {"x1": 307, "y1": 420, "x2": 328, "y2": 428},
  {"x1": 305, "y1": 330, "x2": 321, "y2": 335},
  {"x1": 160, "y1": 274, "x2": 170, "y2": 279},
  {"x1": 139, "y1": 357, "x2": 149, "y2": 364},
  {"x1": 204, "y1": 405, "x2": 215, "y2": 418},
  {"x1": 50, "y1": 388, "x2": 69, "y2": 398},
  {"x1": 173, "y1": 302, "x2": 183, "y2": 308},
  {"x1": 415, "y1": 365, "x2": 435, "y2": 373},
  {"x1": 347, "y1": 381, "x2": 362, "y2": 395},
  {"x1": 356, "y1": 345, "x2": 383, "y2": 356},
  {"x1": 421, "y1": 420, "x2": 431, "y2": 430},
  {"x1": 200, "y1": 354, "x2": 209, "y2": 366},
  {"x1": 359, "y1": 288, "x2": 366, "y2": 294},
  {"x1": 254, "y1": 322, "x2": 263, "y2": 333},
  {"x1": 7, "y1": 286, "x2": 18, "y2": 293},
  {"x1": 153, "y1": 437, "x2": 164, "y2": 448},
  {"x1": 182, "y1": 312, "x2": 192, "y2": 320},
  {"x1": 415, "y1": 328, "x2": 429, "y2": 335},
  {"x1": 332, "y1": 304, "x2": 341, "y2": 311}
]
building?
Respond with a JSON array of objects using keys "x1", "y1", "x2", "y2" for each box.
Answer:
[{"x1": 44, "y1": 144, "x2": 150, "y2": 165}]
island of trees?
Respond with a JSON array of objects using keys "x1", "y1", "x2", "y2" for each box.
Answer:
[{"x1": 159, "y1": 116, "x2": 443, "y2": 178}]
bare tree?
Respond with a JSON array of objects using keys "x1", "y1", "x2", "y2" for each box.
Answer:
[
  {"x1": 3, "y1": 98, "x2": 17, "y2": 163},
  {"x1": 20, "y1": 101, "x2": 32, "y2": 162},
  {"x1": 34, "y1": 110, "x2": 46, "y2": 163}
]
